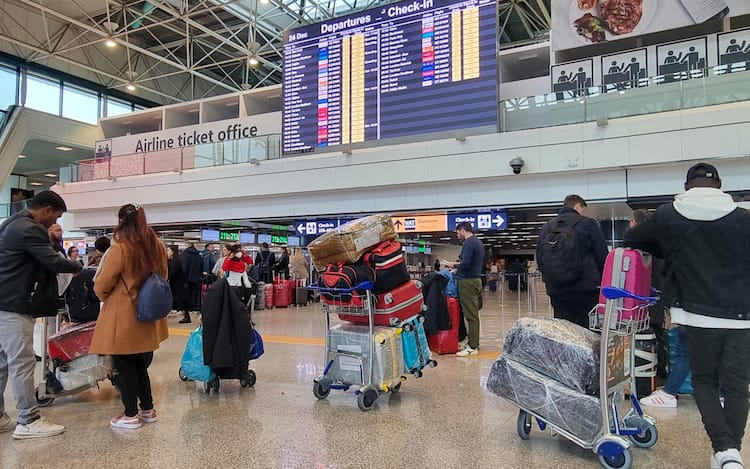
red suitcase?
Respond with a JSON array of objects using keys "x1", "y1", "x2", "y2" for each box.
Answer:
[
  {"x1": 264, "y1": 283, "x2": 275, "y2": 309},
  {"x1": 48, "y1": 321, "x2": 97, "y2": 363},
  {"x1": 428, "y1": 297, "x2": 460, "y2": 354},
  {"x1": 338, "y1": 280, "x2": 425, "y2": 326},
  {"x1": 274, "y1": 280, "x2": 292, "y2": 308},
  {"x1": 597, "y1": 248, "x2": 652, "y2": 321}
]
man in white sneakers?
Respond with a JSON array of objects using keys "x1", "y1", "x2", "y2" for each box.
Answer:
[{"x1": 625, "y1": 163, "x2": 750, "y2": 469}]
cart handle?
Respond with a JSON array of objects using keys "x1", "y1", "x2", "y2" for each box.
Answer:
[
  {"x1": 307, "y1": 281, "x2": 373, "y2": 293},
  {"x1": 601, "y1": 286, "x2": 658, "y2": 303}
]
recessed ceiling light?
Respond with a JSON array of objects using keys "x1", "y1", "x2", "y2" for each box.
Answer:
[
  {"x1": 30, "y1": 182, "x2": 43, "y2": 186},
  {"x1": 56, "y1": 146, "x2": 73, "y2": 152},
  {"x1": 537, "y1": 213, "x2": 558, "y2": 217},
  {"x1": 18, "y1": 154, "x2": 26, "y2": 159},
  {"x1": 44, "y1": 173, "x2": 57, "y2": 178}
]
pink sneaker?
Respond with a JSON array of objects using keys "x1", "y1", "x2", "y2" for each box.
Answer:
[
  {"x1": 139, "y1": 409, "x2": 157, "y2": 423},
  {"x1": 639, "y1": 389, "x2": 677, "y2": 408},
  {"x1": 110, "y1": 413, "x2": 143, "y2": 429}
]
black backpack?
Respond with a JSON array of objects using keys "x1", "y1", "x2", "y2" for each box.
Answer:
[
  {"x1": 538, "y1": 215, "x2": 583, "y2": 285},
  {"x1": 259, "y1": 252, "x2": 271, "y2": 274}
]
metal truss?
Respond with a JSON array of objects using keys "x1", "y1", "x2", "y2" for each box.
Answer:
[{"x1": 0, "y1": 0, "x2": 551, "y2": 105}]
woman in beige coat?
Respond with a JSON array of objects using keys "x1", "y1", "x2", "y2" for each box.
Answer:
[{"x1": 90, "y1": 203, "x2": 168, "y2": 430}]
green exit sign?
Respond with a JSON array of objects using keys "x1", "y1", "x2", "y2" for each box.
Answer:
[
  {"x1": 219, "y1": 231, "x2": 239, "y2": 242},
  {"x1": 272, "y1": 235, "x2": 287, "y2": 244}
]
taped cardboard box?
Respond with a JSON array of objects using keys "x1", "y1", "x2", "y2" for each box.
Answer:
[{"x1": 308, "y1": 214, "x2": 397, "y2": 271}]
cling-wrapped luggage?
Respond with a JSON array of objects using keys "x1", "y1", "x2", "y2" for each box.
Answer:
[
  {"x1": 308, "y1": 214, "x2": 397, "y2": 270},
  {"x1": 487, "y1": 356, "x2": 602, "y2": 443},
  {"x1": 503, "y1": 317, "x2": 600, "y2": 394},
  {"x1": 326, "y1": 324, "x2": 404, "y2": 389}
]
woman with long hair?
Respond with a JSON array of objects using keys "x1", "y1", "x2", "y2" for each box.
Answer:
[{"x1": 89, "y1": 203, "x2": 168, "y2": 429}]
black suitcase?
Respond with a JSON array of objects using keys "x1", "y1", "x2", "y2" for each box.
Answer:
[{"x1": 295, "y1": 287, "x2": 308, "y2": 306}]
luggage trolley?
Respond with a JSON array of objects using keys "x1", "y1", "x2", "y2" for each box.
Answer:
[
  {"x1": 514, "y1": 286, "x2": 659, "y2": 469},
  {"x1": 308, "y1": 281, "x2": 404, "y2": 411}
]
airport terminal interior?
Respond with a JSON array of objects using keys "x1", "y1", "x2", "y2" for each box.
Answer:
[{"x1": 2, "y1": 0, "x2": 750, "y2": 468}]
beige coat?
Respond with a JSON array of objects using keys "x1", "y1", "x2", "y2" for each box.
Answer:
[
  {"x1": 90, "y1": 242, "x2": 169, "y2": 355},
  {"x1": 290, "y1": 251, "x2": 309, "y2": 280}
]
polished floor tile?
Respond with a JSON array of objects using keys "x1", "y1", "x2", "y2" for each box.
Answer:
[{"x1": 1, "y1": 282, "x2": 743, "y2": 468}]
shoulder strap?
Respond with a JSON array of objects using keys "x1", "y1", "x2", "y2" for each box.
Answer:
[{"x1": 119, "y1": 276, "x2": 138, "y2": 309}]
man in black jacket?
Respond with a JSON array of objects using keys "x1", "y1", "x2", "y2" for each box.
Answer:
[
  {"x1": 624, "y1": 163, "x2": 750, "y2": 469},
  {"x1": 180, "y1": 243, "x2": 203, "y2": 324},
  {"x1": 0, "y1": 191, "x2": 82, "y2": 439},
  {"x1": 537, "y1": 195, "x2": 608, "y2": 328}
]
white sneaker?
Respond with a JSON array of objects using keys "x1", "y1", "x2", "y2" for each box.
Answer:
[
  {"x1": 639, "y1": 389, "x2": 677, "y2": 408},
  {"x1": 456, "y1": 346, "x2": 478, "y2": 357},
  {"x1": 0, "y1": 413, "x2": 15, "y2": 433},
  {"x1": 110, "y1": 413, "x2": 143, "y2": 430},
  {"x1": 13, "y1": 417, "x2": 65, "y2": 439},
  {"x1": 715, "y1": 449, "x2": 744, "y2": 469},
  {"x1": 712, "y1": 454, "x2": 720, "y2": 469}
]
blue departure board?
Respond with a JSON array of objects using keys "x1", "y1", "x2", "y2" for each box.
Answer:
[{"x1": 282, "y1": 0, "x2": 497, "y2": 154}]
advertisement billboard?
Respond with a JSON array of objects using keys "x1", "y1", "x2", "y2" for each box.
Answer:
[{"x1": 552, "y1": 0, "x2": 750, "y2": 52}]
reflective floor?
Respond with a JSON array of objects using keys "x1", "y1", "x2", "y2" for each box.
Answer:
[{"x1": 1, "y1": 281, "x2": 742, "y2": 469}]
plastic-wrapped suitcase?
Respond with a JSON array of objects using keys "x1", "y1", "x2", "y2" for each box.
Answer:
[
  {"x1": 428, "y1": 296, "x2": 460, "y2": 354},
  {"x1": 338, "y1": 280, "x2": 425, "y2": 326},
  {"x1": 399, "y1": 315, "x2": 436, "y2": 377},
  {"x1": 326, "y1": 324, "x2": 404, "y2": 389},
  {"x1": 48, "y1": 321, "x2": 97, "y2": 363},
  {"x1": 264, "y1": 283, "x2": 274, "y2": 309},
  {"x1": 255, "y1": 282, "x2": 265, "y2": 311},
  {"x1": 597, "y1": 248, "x2": 652, "y2": 320}
]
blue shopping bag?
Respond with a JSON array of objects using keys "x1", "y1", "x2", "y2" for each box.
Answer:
[
  {"x1": 180, "y1": 326, "x2": 215, "y2": 382},
  {"x1": 250, "y1": 328, "x2": 264, "y2": 360}
]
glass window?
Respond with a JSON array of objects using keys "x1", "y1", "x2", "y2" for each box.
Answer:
[
  {"x1": 62, "y1": 85, "x2": 99, "y2": 124},
  {"x1": 106, "y1": 97, "x2": 132, "y2": 117},
  {"x1": 25, "y1": 74, "x2": 61, "y2": 114},
  {"x1": 0, "y1": 65, "x2": 18, "y2": 110}
]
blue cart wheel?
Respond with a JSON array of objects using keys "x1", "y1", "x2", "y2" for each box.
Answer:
[
  {"x1": 517, "y1": 410, "x2": 532, "y2": 440},
  {"x1": 629, "y1": 421, "x2": 658, "y2": 448},
  {"x1": 599, "y1": 447, "x2": 632, "y2": 469}
]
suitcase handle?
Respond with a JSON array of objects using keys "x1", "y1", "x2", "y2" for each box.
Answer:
[
  {"x1": 307, "y1": 281, "x2": 373, "y2": 293},
  {"x1": 600, "y1": 286, "x2": 658, "y2": 303}
]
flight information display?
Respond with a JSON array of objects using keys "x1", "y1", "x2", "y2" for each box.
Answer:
[{"x1": 282, "y1": 0, "x2": 497, "y2": 154}]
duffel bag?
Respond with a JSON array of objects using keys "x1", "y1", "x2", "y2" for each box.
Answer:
[
  {"x1": 363, "y1": 240, "x2": 410, "y2": 294},
  {"x1": 318, "y1": 263, "x2": 374, "y2": 307}
]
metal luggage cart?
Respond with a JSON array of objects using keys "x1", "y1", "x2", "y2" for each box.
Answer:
[
  {"x1": 514, "y1": 286, "x2": 659, "y2": 469},
  {"x1": 36, "y1": 313, "x2": 113, "y2": 407},
  {"x1": 308, "y1": 281, "x2": 403, "y2": 411}
]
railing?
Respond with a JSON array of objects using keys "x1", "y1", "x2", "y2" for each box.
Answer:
[
  {"x1": 500, "y1": 64, "x2": 750, "y2": 132},
  {"x1": 0, "y1": 199, "x2": 31, "y2": 219},
  {"x1": 63, "y1": 133, "x2": 281, "y2": 182}
]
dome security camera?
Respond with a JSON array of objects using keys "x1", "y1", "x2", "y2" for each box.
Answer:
[{"x1": 509, "y1": 157, "x2": 525, "y2": 175}]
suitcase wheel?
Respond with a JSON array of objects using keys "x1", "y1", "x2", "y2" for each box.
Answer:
[
  {"x1": 178, "y1": 367, "x2": 189, "y2": 381},
  {"x1": 240, "y1": 369, "x2": 256, "y2": 388},
  {"x1": 429, "y1": 359, "x2": 437, "y2": 368}
]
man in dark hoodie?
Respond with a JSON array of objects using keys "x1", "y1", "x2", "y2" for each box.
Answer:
[
  {"x1": 624, "y1": 163, "x2": 750, "y2": 469},
  {"x1": 180, "y1": 243, "x2": 203, "y2": 324}
]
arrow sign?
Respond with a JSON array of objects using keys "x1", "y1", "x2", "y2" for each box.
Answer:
[
  {"x1": 394, "y1": 220, "x2": 403, "y2": 229},
  {"x1": 493, "y1": 215, "x2": 505, "y2": 228}
]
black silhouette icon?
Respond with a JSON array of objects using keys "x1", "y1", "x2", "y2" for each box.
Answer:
[
  {"x1": 603, "y1": 55, "x2": 646, "y2": 92},
  {"x1": 719, "y1": 37, "x2": 750, "y2": 73},
  {"x1": 553, "y1": 66, "x2": 592, "y2": 99},
  {"x1": 658, "y1": 45, "x2": 707, "y2": 84}
]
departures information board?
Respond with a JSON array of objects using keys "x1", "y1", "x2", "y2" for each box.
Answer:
[{"x1": 282, "y1": 0, "x2": 497, "y2": 154}]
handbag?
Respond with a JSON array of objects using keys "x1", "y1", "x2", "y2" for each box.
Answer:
[
  {"x1": 121, "y1": 273, "x2": 173, "y2": 322},
  {"x1": 250, "y1": 328, "x2": 264, "y2": 360}
]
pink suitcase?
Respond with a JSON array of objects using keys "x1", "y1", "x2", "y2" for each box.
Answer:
[
  {"x1": 598, "y1": 248, "x2": 652, "y2": 320},
  {"x1": 48, "y1": 321, "x2": 96, "y2": 363},
  {"x1": 264, "y1": 283, "x2": 275, "y2": 309},
  {"x1": 338, "y1": 280, "x2": 425, "y2": 326}
]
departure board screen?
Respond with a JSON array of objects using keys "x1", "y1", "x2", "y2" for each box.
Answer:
[{"x1": 282, "y1": 0, "x2": 497, "y2": 154}]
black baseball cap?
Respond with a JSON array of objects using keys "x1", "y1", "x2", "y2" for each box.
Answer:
[{"x1": 686, "y1": 163, "x2": 721, "y2": 184}]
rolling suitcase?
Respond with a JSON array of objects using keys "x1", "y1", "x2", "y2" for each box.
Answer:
[
  {"x1": 264, "y1": 283, "x2": 274, "y2": 309},
  {"x1": 598, "y1": 248, "x2": 652, "y2": 320},
  {"x1": 399, "y1": 315, "x2": 436, "y2": 377},
  {"x1": 255, "y1": 282, "x2": 265, "y2": 311},
  {"x1": 428, "y1": 296, "x2": 460, "y2": 354},
  {"x1": 338, "y1": 280, "x2": 425, "y2": 326},
  {"x1": 326, "y1": 324, "x2": 404, "y2": 389},
  {"x1": 274, "y1": 280, "x2": 291, "y2": 308}
]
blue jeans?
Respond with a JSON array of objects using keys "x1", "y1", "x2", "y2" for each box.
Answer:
[{"x1": 664, "y1": 326, "x2": 690, "y2": 396}]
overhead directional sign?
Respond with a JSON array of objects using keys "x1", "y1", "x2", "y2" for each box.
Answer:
[
  {"x1": 295, "y1": 219, "x2": 341, "y2": 235},
  {"x1": 391, "y1": 215, "x2": 447, "y2": 233},
  {"x1": 448, "y1": 211, "x2": 507, "y2": 231}
]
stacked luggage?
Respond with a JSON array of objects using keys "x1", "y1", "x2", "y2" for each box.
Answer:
[
  {"x1": 308, "y1": 214, "x2": 437, "y2": 410},
  {"x1": 487, "y1": 317, "x2": 603, "y2": 441}
]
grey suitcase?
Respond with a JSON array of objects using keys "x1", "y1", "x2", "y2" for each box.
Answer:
[
  {"x1": 254, "y1": 282, "x2": 265, "y2": 311},
  {"x1": 295, "y1": 287, "x2": 308, "y2": 306}
]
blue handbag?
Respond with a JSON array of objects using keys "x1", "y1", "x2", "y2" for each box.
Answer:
[
  {"x1": 250, "y1": 328, "x2": 264, "y2": 360},
  {"x1": 121, "y1": 273, "x2": 173, "y2": 322},
  {"x1": 180, "y1": 326, "x2": 215, "y2": 382}
]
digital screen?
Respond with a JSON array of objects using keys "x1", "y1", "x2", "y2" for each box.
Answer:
[
  {"x1": 201, "y1": 229, "x2": 220, "y2": 242},
  {"x1": 257, "y1": 233, "x2": 273, "y2": 244},
  {"x1": 283, "y1": 0, "x2": 498, "y2": 153},
  {"x1": 425, "y1": 246, "x2": 432, "y2": 254},
  {"x1": 287, "y1": 235, "x2": 301, "y2": 246},
  {"x1": 239, "y1": 232, "x2": 255, "y2": 244}
]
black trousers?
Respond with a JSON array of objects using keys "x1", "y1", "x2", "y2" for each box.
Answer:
[
  {"x1": 549, "y1": 291, "x2": 598, "y2": 329},
  {"x1": 112, "y1": 352, "x2": 154, "y2": 417},
  {"x1": 685, "y1": 326, "x2": 750, "y2": 452}
]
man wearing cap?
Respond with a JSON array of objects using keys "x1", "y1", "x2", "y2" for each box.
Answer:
[{"x1": 624, "y1": 163, "x2": 750, "y2": 469}]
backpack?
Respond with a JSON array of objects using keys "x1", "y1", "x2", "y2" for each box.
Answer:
[
  {"x1": 537, "y1": 215, "x2": 583, "y2": 285},
  {"x1": 121, "y1": 273, "x2": 173, "y2": 322},
  {"x1": 259, "y1": 252, "x2": 272, "y2": 274}
]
